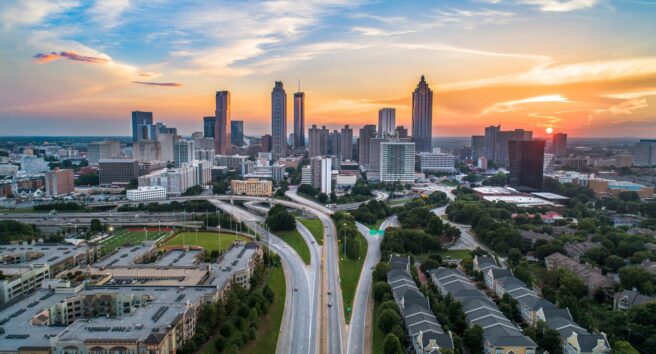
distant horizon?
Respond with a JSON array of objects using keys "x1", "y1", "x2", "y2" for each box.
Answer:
[{"x1": 0, "y1": 134, "x2": 649, "y2": 140}]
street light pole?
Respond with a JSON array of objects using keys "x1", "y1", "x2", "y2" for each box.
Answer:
[{"x1": 343, "y1": 223, "x2": 347, "y2": 258}]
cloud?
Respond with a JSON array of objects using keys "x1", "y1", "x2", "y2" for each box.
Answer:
[
  {"x1": 394, "y1": 43, "x2": 551, "y2": 63},
  {"x1": 602, "y1": 89, "x2": 656, "y2": 100},
  {"x1": 482, "y1": 94, "x2": 570, "y2": 114},
  {"x1": 0, "y1": 0, "x2": 79, "y2": 26},
  {"x1": 432, "y1": 7, "x2": 515, "y2": 27},
  {"x1": 352, "y1": 26, "x2": 414, "y2": 36},
  {"x1": 518, "y1": 0, "x2": 598, "y2": 12},
  {"x1": 33, "y1": 51, "x2": 110, "y2": 64},
  {"x1": 87, "y1": 0, "x2": 131, "y2": 29},
  {"x1": 132, "y1": 81, "x2": 183, "y2": 87}
]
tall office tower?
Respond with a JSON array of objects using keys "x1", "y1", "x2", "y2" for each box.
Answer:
[
  {"x1": 378, "y1": 108, "x2": 396, "y2": 137},
  {"x1": 380, "y1": 141, "x2": 416, "y2": 182},
  {"x1": 308, "y1": 125, "x2": 329, "y2": 157},
  {"x1": 552, "y1": 133, "x2": 568, "y2": 157},
  {"x1": 484, "y1": 125, "x2": 500, "y2": 161},
  {"x1": 358, "y1": 124, "x2": 377, "y2": 166},
  {"x1": 471, "y1": 135, "x2": 485, "y2": 160},
  {"x1": 369, "y1": 137, "x2": 384, "y2": 172},
  {"x1": 203, "y1": 116, "x2": 216, "y2": 138},
  {"x1": 131, "y1": 111, "x2": 153, "y2": 142},
  {"x1": 328, "y1": 130, "x2": 341, "y2": 156},
  {"x1": 310, "y1": 157, "x2": 332, "y2": 194},
  {"x1": 173, "y1": 140, "x2": 195, "y2": 167},
  {"x1": 293, "y1": 91, "x2": 305, "y2": 149},
  {"x1": 411, "y1": 75, "x2": 433, "y2": 153},
  {"x1": 231, "y1": 120, "x2": 244, "y2": 146},
  {"x1": 45, "y1": 168, "x2": 74, "y2": 197},
  {"x1": 340, "y1": 125, "x2": 353, "y2": 161},
  {"x1": 633, "y1": 139, "x2": 656, "y2": 166},
  {"x1": 395, "y1": 126, "x2": 408, "y2": 139},
  {"x1": 214, "y1": 91, "x2": 231, "y2": 155},
  {"x1": 508, "y1": 139, "x2": 545, "y2": 192},
  {"x1": 495, "y1": 129, "x2": 532, "y2": 167},
  {"x1": 271, "y1": 81, "x2": 287, "y2": 159},
  {"x1": 261, "y1": 134, "x2": 272, "y2": 152}
]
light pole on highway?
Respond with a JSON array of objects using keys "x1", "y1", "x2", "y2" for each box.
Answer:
[{"x1": 342, "y1": 223, "x2": 347, "y2": 258}]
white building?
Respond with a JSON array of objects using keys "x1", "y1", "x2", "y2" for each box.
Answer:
[
  {"x1": 336, "y1": 174, "x2": 357, "y2": 188},
  {"x1": 0, "y1": 164, "x2": 19, "y2": 176},
  {"x1": 380, "y1": 142, "x2": 415, "y2": 182},
  {"x1": 194, "y1": 148, "x2": 215, "y2": 162},
  {"x1": 138, "y1": 160, "x2": 209, "y2": 196},
  {"x1": 126, "y1": 186, "x2": 167, "y2": 201},
  {"x1": 419, "y1": 149, "x2": 456, "y2": 173},
  {"x1": 477, "y1": 156, "x2": 488, "y2": 170},
  {"x1": 320, "y1": 157, "x2": 332, "y2": 194},
  {"x1": 20, "y1": 156, "x2": 49, "y2": 173},
  {"x1": 301, "y1": 165, "x2": 312, "y2": 185},
  {"x1": 215, "y1": 154, "x2": 249, "y2": 169}
]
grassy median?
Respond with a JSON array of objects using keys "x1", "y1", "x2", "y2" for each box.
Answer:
[
  {"x1": 298, "y1": 218, "x2": 324, "y2": 245},
  {"x1": 338, "y1": 231, "x2": 367, "y2": 322},
  {"x1": 276, "y1": 228, "x2": 311, "y2": 265}
]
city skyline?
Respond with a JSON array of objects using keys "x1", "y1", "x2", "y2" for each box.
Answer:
[{"x1": 1, "y1": 1, "x2": 655, "y2": 138}]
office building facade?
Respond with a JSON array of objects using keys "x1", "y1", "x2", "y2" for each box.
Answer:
[
  {"x1": 395, "y1": 126, "x2": 408, "y2": 138},
  {"x1": 87, "y1": 140, "x2": 121, "y2": 164},
  {"x1": 340, "y1": 125, "x2": 353, "y2": 161},
  {"x1": 358, "y1": 124, "x2": 377, "y2": 167},
  {"x1": 508, "y1": 140, "x2": 545, "y2": 192},
  {"x1": 411, "y1": 75, "x2": 433, "y2": 153},
  {"x1": 378, "y1": 108, "x2": 396, "y2": 137},
  {"x1": 309, "y1": 125, "x2": 329, "y2": 157},
  {"x1": 203, "y1": 116, "x2": 215, "y2": 138},
  {"x1": 293, "y1": 91, "x2": 305, "y2": 149},
  {"x1": 231, "y1": 120, "x2": 244, "y2": 146},
  {"x1": 471, "y1": 135, "x2": 485, "y2": 160},
  {"x1": 45, "y1": 168, "x2": 74, "y2": 196},
  {"x1": 214, "y1": 91, "x2": 231, "y2": 155},
  {"x1": 173, "y1": 140, "x2": 194, "y2": 167},
  {"x1": 633, "y1": 139, "x2": 656, "y2": 166},
  {"x1": 484, "y1": 125, "x2": 500, "y2": 161},
  {"x1": 131, "y1": 111, "x2": 153, "y2": 142},
  {"x1": 380, "y1": 142, "x2": 415, "y2": 182},
  {"x1": 99, "y1": 159, "x2": 139, "y2": 184},
  {"x1": 419, "y1": 151, "x2": 456, "y2": 173},
  {"x1": 271, "y1": 81, "x2": 287, "y2": 159},
  {"x1": 552, "y1": 132, "x2": 568, "y2": 157}
]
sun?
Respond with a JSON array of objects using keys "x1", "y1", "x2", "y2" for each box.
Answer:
[{"x1": 546, "y1": 127, "x2": 554, "y2": 134}]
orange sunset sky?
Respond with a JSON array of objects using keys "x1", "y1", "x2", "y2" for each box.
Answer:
[{"x1": 1, "y1": 0, "x2": 655, "y2": 138}]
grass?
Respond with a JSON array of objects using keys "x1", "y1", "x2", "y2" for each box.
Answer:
[
  {"x1": 234, "y1": 266, "x2": 286, "y2": 354},
  {"x1": 100, "y1": 228, "x2": 173, "y2": 253},
  {"x1": 298, "y1": 218, "x2": 323, "y2": 245},
  {"x1": 276, "y1": 228, "x2": 311, "y2": 265},
  {"x1": 435, "y1": 249, "x2": 473, "y2": 261},
  {"x1": 372, "y1": 299, "x2": 385, "y2": 354},
  {"x1": 338, "y1": 231, "x2": 368, "y2": 322},
  {"x1": 164, "y1": 231, "x2": 248, "y2": 253}
]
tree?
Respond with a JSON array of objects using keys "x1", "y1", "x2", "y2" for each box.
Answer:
[
  {"x1": 316, "y1": 192, "x2": 328, "y2": 204},
  {"x1": 90, "y1": 219, "x2": 103, "y2": 232},
  {"x1": 265, "y1": 205, "x2": 296, "y2": 232},
  {"x1": 182, "y1": 185, "x2": 203, "y2": 196},
  {"x1": 462, "y1": 325, "x2": 483, "y2": 354},
  {"x1": 378, "y1": 309, "x2": 401, "y2": 333},
  {"x1": 382, "y1": 333, "x2": 403, "y2": 354},
  {"x1": 420, "y1": 259, "x2": 441, "y2": 272},
  {"x1": 605, "y1": 255, "x2": 625, "y2": 272},
  {"x1": 373, "y1": 281, "x2": 392, "y2": 302},
  {"x1": 297, "y1": 184, "x2": 316, "y2": 196},
  {"x1": 425, "y1": 216, "x2": 444, "y2": 236},
  {"x1": 611, "y1": 340, "x2": 639, "y2": 354},
  {"x1": 372, "y1": 262, "x2": 390, "y2": 282}
]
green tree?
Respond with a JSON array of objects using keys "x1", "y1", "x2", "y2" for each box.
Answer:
[
  {"x1": 611, "y1": 340, "x2": 639, "y2": 354},
  {"x1": 90, "y1": 219, "x2": 103, "y2": 232},
  {"x1": 265, "y1": 205, "x2": 296, "y2": 232},
  {"x1": 316, "y1": 192, "x2": 328, "y2": 204},
  {"x1": 462, "y1": 325, "x2": 483, "y2": 354},
  {"x1": 382, "y1": 333, "x2": 403, "y2": 354},
  {"x1": 373, "y1": 281, "x2": 392, "y2": 302},
  {"x1": 378, "y1": 309, "x2": 401, "y2": 333},
  {"x1": 425, "y1": 216, "x2": 444, "y2": 236}
]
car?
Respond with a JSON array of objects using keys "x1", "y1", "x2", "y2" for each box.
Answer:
[
  {"x1": 294, "y1": 287, "x2": 298, "y2": 292},
  {"x1": 328, "y1": 290, "x2": 332, "y2": 295},
  {"x1": 370, "y1": 266, "x2": 375, "y2": 270},
  {"x1": 328, "y1": 302, "x2": 332, "y2": 307},
  {"x1": 311, "y1": 240, "x2": 315, "y2": 244}
]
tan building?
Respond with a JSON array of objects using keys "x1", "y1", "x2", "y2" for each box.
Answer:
[
  {"x1": 45, "y1": 168, "x2": 74, "y2": 196},
  {"x1": 231, "y1": 179, "x2": 272, "y2": 196},
  {"x1": 588, "y1": 178, "x2": 653, "y2": 199}
]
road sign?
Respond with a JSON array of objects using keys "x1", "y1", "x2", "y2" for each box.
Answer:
[
  {"x1": 370, "y1": 229, "x2": 377, "y2": 236},
  {"x1": 378, "y1": 230, "x2": 385, "y2": 237}
]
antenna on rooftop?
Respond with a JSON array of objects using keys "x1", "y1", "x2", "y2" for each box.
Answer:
[{"x1": 298, "y1": 79, "x2": 301, "y2": 92}]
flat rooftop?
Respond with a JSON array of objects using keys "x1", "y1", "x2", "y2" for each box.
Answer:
[
  {"x1": 0, "y1": 243, "x2": 90, "y2": 273},
  {"x1": 482, "y1": 195, "x2": 556, "y2": 207},
  {"x1": 472, "y1": 186, "x2": 515, "y2": 195},
  {"x1": 206, "y1": 243, "x2": 257, "y2": 288},
  {"x1": 531, "y1": 192, "x2": 570, "y2": 200},
  {"x1": 93, "y1": 244, "x2": 156, "y2": 268}
]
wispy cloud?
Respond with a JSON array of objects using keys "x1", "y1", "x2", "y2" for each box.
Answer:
[
  {"x1": 0, "y1": 0, "x2": 79, "y2": 26},
  {"x1": 394, "y1": 43, "x2": 551, "y2": 62},
  {"x1": 483, "y1": 94, "x2": 569, "y2": 114},
  {"x1": 352, "y1": 26, "x2": 414, "y2": 36},
  {"x1": 433, "y1": 7, "x2": 515, "y2": 27},
  {"x1": 518, "y1": 0, "x2": 598, "y2": 12},
  {"x1": 33, "y1": 51, "x2": 110, "y2": 64},
  {"x1": 87, "y1": 0, "x2": 131, "y2": 29},
  {"x1": 132, "y1": 81, "x2": 183, "y2": 87}
]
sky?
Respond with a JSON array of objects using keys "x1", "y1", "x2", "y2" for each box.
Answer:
[{"x1": 1, "y1": 0, "x2": 655, "y2": 138}]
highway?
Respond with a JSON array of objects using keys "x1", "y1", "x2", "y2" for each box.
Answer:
[
  {"x1": 210, "y1": 199, "x2": 319, "y2": 354},
  {"x1": 347, "y1": 215, "x2": 398, "y2": 354}
]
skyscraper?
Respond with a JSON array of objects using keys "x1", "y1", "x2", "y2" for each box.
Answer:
[
  {"x1": 495, "y1": 129, "x2": 532, "y2": 167},
  {"x1": 508, "y1": 139, "x2": 545, "y2": 192},
  {"x1": 271, "y1": 81, "x2": 287, "y2": 159},
  {"x1": 552, "y1": 133, "x2": 567, "y2": 157},
  {"x1": 484, "y1": 125, "x2": 500, "y2": 161},
  {"x1": 131, "y1": 111, "x2": 153, "y2": 142},
  {"x1": 411, "y1": 75, "x2": 433, "y2": 153},
  {"x1": 633, "y1": 139, "x2": 656, "y2": 166},
  {"x1": 203, "y1": 116, "x2": 215, "y2": 138},
  {"x1": 471, "y1": 135, "x2": 485, "y2": 160},
  {"x1": 214, "y1": 91, "x2": 231, "y2": 155},
  {"x1": 380, "y1": 141, "x2": 416, "y2": 182},
  {"x1": 261, "y1": 134, "x2": 272, "y2": 153},
  {"x1": 358, "y1": 124, "x2": 377, "y2": 167},
  {"x1": 231, "y1": 120, "x2": 244, "y2": 146},
  {"x1": 173, "y1": 140, "x2": 194, "y2": 167},
  {"x1": 340, "y1": 125, "x2": 353, "y2": 161},
  {"x1": 293, "y1": 91, "x2": 305, "y2": 149},
  {"x1": 395, "y1": 126, "x2": 408, "y2": 138},
  {"x1": 308, "y1": 125, "x2": 329, "y2": 157},
  {"x1": 378, "y1": 108, "x2": 396, "y2": 137},
  {"x1": 328, "y1": 130, "x2": 340, "y2": 156}
]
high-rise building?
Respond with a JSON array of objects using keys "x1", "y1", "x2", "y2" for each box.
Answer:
[
  {"x1": 293, "y1": 91, "x2": 305, "y2": 149},
  {"x1": 310, "y1": 157, "x2": 332, "y2": 194},
  {"x1": 132, "y1": 140, "x2": 160, "y2": 163},
  {"x1": 411, "y1": 75, "x2": 433, "y2": 153},
  {"x1": 131, "y1": 111, "x2": 153, "y2": 142},
  {"x1": 395, "y1": 126, "x2": 408, "y2": 139},
  {"x1": 378, "y1": 108, "x2": 396, "y2": 137},
  {"x1": 214, "y1": 91, "x2": 231, "y2": 155},
  {"x1": 87, "y1": 140, "x2": 121, "y2": 164},
  {"x1": 484, "y1": 125, "x2": 500, "y2": 161},
  {"x1": 173, "y1": 140, "x2": 194, "y2": 167},
  {"x1": 45, "y1": 168, "x2": 74, "y2": 196},
  {"x1": 632, "y1": 139, "x2": 656, "y2": 166},
  {"x1": 203, "y1": 116, "x2": 216, "y2": 138},
  {"x1": 308, "y1": 125, "x2": 329, "y2": 157},
  {"x1": 328, "y1": 130, "x2": 340, "y2": 156},
  {"x1": 261, "y1": 134, "x2": 272, "y2": 152},
  {"x1": 471, "y1": 135, "x2": 485, "y2": 160},
  {"x1": 419, "y1": 150, "x2": 455, "y2": 173},
  {"x1": 495, "y1": 129, "x2": 532, "y2": 167},
  {"x1": 369, "y1": 137, "x2": 384, "y2": 172},
  {"x1": 231, "y1": 120, "x2": 244, "y2": 146},
  {"x1": 552, "y1": 133, "x2": 567, "y2": 157},
  {"x1": 340, "y1": 125, "x2": 353, "y2": 161},
  {"x1": 271, "y1": 81, "x2": 287, "y2": 159},
  {"x1": 380, "y1": 141, "x2": 415, "y2": 182},
  {"x1": 508, "y1": 140, "x2": 545, "y2": 192},
  {"x1": 358, "y1": 124, "x2": 377, "y2": 167},
  {"x1": 99, "y1": 159, "x2": 139, "y2": 184}
]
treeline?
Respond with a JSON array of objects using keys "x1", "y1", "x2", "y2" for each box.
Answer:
[
  {"x1": 0, "y1": 220, "x2": 40, "y2": 243},
  {"x1": 333, "y1": 212, "x2": 361, "y2": 259},
  {"x1": 265, "y1": 205, "x2": 296, "y2": 232},
  {"x1": 117, "y1": 200, "x2": 216, "y2": 212},
  {"x1": 34, "y1": 202, "x2": 86, "y2": 211},
  {"x1": 351, "y1": 200, "x2": 391, "y2": 225},
  {"x1": 179, "y1": 255, "x2": 279, "y2": 354},
  {"x1": 371, "y1": 262, "x2": 407, "y2": 354}
]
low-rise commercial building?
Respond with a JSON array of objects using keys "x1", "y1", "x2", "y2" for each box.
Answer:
[
  {"x1": 99, "y1": 159, "x2": 139, "y2": 185},
  {"x1": 419, "y1": 149, "x2": 456, "y2": 173},
  {"x1": 231, "y1": 179, "x2": 272, "y2": 196},
  {"x1": 126, "y1": 186, "x2": 167, "y2": 201}
]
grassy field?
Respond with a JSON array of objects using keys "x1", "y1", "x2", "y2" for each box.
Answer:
[
  {"x1": 436, "y1": 249, "x2": 473, "y2": 261},
  {"x1": 298, "y1": 218, "x2": 323, "y2": 245},
  {"x1": 338, "y1": 231, "x2": 368, "y2": 322},
  {"x1": 164, "y1": 231, "x2": 248, "y2": 253},
  {"x1": 100, "y1": 228, "x2": 173, "y2": 253},
  {"x1": 240, "y1": 266, "x2": 286, "y2": 354},
  {"x1": 275, "y1": 228, "x2": 311, "y2": 265}
]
